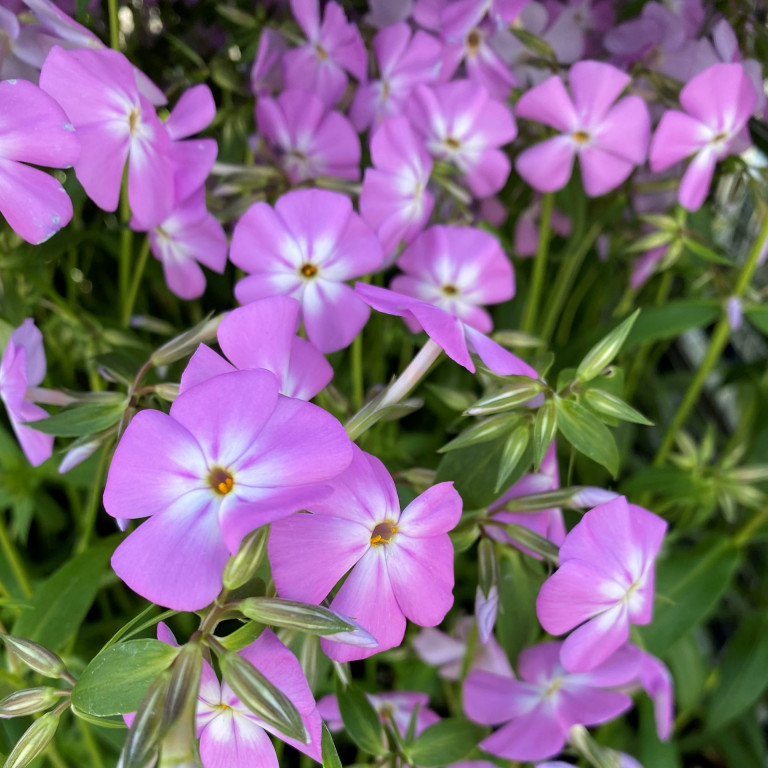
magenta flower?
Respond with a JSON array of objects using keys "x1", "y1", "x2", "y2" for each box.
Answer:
[
  {"x1": 391, "y1": 225, "x2": 514, "y2": 333},
  {"x1": 0, "y1": 319, "x2": 53, "y2": 466},
  {"x1": 136, "y1": 187, "x2": 226, "y2": 301},
  {"x1": 536, "y1": 496, "x2": 667, "y2": 673},
  {"x1": 39, "y1": 46, "x2": 174, "y2": 228},
  {"x1": 197, "y1": 629, "x2": 322, "y2": 767},
  {"x1": 359, "y1": 116, "x2": 434, "y2": 260},
  {"x1": 231, "y1": 189, "x2": 383, "y2": 353},
  {"x1": 282, "y1": 0, "x2": 367, "y2": 108},
  {"x1": 356, "y1": 282, "x2": 537, "y2": 378},
  {"x1": 515, "y1": 60, "x2": 650, "y2": 197},
  {"x1": 649, "y1": 63, "x2": 757, "y2": 211},
  {"x1": 180, "y1": 296, "x2": 332, "y2": 401},
  {"x1": 626, "y1": 644, "x2": 674, "y2": 741},
  {"x1": 269, "y1": 445, "x2": 462, "y2": 661},
  {"x1": 408, "y1": 80, "x2": 516, "y2": 197},
  {"x1": 103, "y1": 369, "x2": 352, "y2": 610},
  {"x1": 349, "y1": 22, "x2": 442, "y2": 131},
  {"x1": 256, "y1": 89, "x2": 360, "y2": 184},
  {"x1": 0, "y1": 78, "x2": 79, "y2": 243},
  {"x1": 250, "y1": 28, "x2": 289, "y2": 97},
  {"x1": 464, "y1": 641, "x2": 638, "y2": 762}
]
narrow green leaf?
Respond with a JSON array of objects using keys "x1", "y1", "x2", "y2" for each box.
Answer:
[
  {"x1": 745, "y1": 304, "x2": 768, "y2": 335},
  {"x1": 495, "y1": 425, "x2": 530, "y2": 493},
  {"x1": 321, "y1": 724, "x2": 343, "y2": 768},
  {"x1": 683, "y1": 237, "x2": 732, "y2": 265},
  {"x1": 24, "y1": 402, "x2": 126, "y2": 437},
  {"x1": 625, "y1": 299, "x2": 719, "y2": 349},
  {"x1": 407, "y1": 718, "x2": 486, "y2": 767},
  {"x1": 438, "y1": 414, "x2": 518, "y2": 453},
  {"x1": 532, "y1": 399, "x2": 557, "y2": 470},
  {"x1": 576, "y1": 310, "x2": 639, "y2": 383},
  {"x1": 583, "y1": 388, "x2": 653, "y2": 426},
  {"x1": 335, "y1": 679, "x2": 385, "y2": 756},
  {"x1": 555, "y1": 398, "x2": 619, "y2": 476},
  {"x1": 72, "y1": 640, "x2": 179, "y2": 716}
]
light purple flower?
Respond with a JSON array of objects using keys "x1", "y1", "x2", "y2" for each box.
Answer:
[
  {"x1": 630, "y1": 245, "x2": 667, "y2": 291},
  {"x1": 536, "y1": 496, "x2": 667, "y2": 673},
  {"x1": 515, "y1": 60, "x2": 650, "y2": 197},
  {"x1": 649, "y1": 62, "x2": 757, "y2": 211},
  {"x1": 359, "y1": 116, "x2": 434, "y2": 260},
  {"x1": 391, "y1": 225, "x2": 515, "y2": 333},
  {"x1": 282, "y1": 0, "x2": 366, "y2": 108},
  {"x1": 413, "y1": 616, "x2": 514, "y2": 681},
  {"x1": 0, "y1": 78, "x2": 79, "y2": 243},
  {"x1": 256, "y1": 89, "x2": 360, "y2": 184},
  {"x1": 464, "y1": 641, "x2": 638, "y2": 762},
  {"x1": 349, "y1": 23, "x2": 442, "y2": 132},
  {"x1": 269, "y1": 445, "x2": 462, "y2": 661},
  {"x1": 103, "y1": 369, "x2": 352, "y2": 610},
  {"x1": 231, "y1": 189, "x2": 383, "y2": 353},
  {"x1": 39, "y1": 46, "x2": 174, "y2": 228},
  {"x1": 626, "y1": 644, "x2": 674, "y2": 741},
  {"x1": 364, "y1": 0, "x2": 415, "y2": 29},
  {"x1": 180, "y1": 296, "x2": 332, "y2": 401},
  {"x1": 408, "y1": 79, "x2": 516, "y2": 198},
  {"x1": 250, "y1": 28, "x2": 289, "y2": 97},
  {"x1": 355, "y1": 282, "x2": 538, "y2": 378},
  {"x1": 0, "y1": 319, "x2": 53, "y2": 466}
]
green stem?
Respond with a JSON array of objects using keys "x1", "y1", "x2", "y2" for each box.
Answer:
[
  {"x1": 350, "y1": 329, "x2": 364, "y2": 411},
  {"x1": 0, "y1": 517, "x2": 32, "y2": 598},
  {"x1": 75, "y1": 440, "x2": 115, "y2": 555},
  {"x1": 653, "y1": 212, "x2": 768, "y2": 466},
  {"x1": 539, "y1": 222, "x2": 601, "y2": 344},
  {"x1": 77, "y1": 718, "x2": 105, "y2": 768},
  {"x1": 121, "y1": 238, "x2": 151, "y2": 328},
  {"x1": 107, "y1": 0, "x2": 120, "y2": 50},
  {"x1": 521, "y1": 194, "x2": 554, "y2": 335},
  {"x1": 117, "y1": 170, "x2": 133, "y2": 325}
]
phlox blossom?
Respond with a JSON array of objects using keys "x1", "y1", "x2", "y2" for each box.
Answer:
[
  {"x1": 649, "y1": 62, "x2": 757, "y2": 211},
  {"x1": 103, "y1": 369, "x2": 352, "y2": 611},
  {"x1": 269, "y1": 445, "x2": 462, "y2": 661},
  {"x1": 231, "y1": 189, "x2": 383, "y2": 353},
  {"x1": 536, "y1": 496, "x2": 667, "y2": 672},
  {"x1": 515, "y1": 60, "x2": 650, "y2": 196}
]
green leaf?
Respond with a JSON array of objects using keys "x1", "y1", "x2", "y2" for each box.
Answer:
[
  {"x1": 637, "y1": 542, "x2": 741, "y2": 655},
  {"x1": 555, "y1": 398, "x2": 619, "y2": 476},
  {"x1": 706, "y1": 612, "x2": 768, "y2": 731},
  {"x1": 532, "y1": 399, "x2": 557, "y2": 470},
  {"x1": 745, "y1": 304, "x2": 768, "y2": 335},
  {"x1": 24, "y1": 402, "x2": 126, "y2": 437},
  {"x1": 321, "y1": 724, "x2": 342, "y2": 768},
  {"x1": 13, "y1": 537, "x2": 116, "y2": 652},
  {"x1": 72, "y1": 640, "x2": 179, "y2": 716},
  {"x1": 683, "y1": 237, "x2": 732, "y2": 265},
  {"x1": 625, "y1": 299, "x2": 719, "y2": 349},
  {"x1": 335, "y1": 679, "x2": 385, "y2": 756},
  {"x1": 576, "y1": 310, "x2": 639, "y2": 383},
  {"x1": 637, "y1": 698, "x2": 681, "y2": 768},
  {"x1": 495, "y1": 425, "x2": 530, "y2": 493},
  {"x1": 407, "y1": 719, "x2": 486, "y2": 767},
  {"x1": 438, "y1": 414, "x2": 518, "y2": 453},
  {"x1": 582, "y1": 388, "x2": 653, "y2": 426}
]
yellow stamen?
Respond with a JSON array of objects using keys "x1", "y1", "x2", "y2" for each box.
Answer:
[
  {"x1": 572, "y1": 130, "x2": 590, "y2": 144},
  {"x1": 300, "y1": 263, "x2": 318, "y2": 278},
  {"x1": 315, "y1": 43, "x2": 328, "y2": 60},
  {"x1": 444, "y1": 136, "x2": 461, "y2": 150},
  {"x1": 370, "y1": 521, "x2": 397, "y2": 546},
  {"x1": 442, "y1": 284, "x2": 457, "y2": 295},
  {"x1": 467, "y1": 29, "x2": 481, "y2": 55},
  {"x1": 209, "y1": 467, "x2": 234, "y2": 496}
]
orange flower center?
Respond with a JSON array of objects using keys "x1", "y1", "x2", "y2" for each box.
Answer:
[
  {"x1": 370, "y1": 521, "x2": 397, "y2": 546},
  {"x1": 208, "y1": 467, "x2": 234, "y2": 495}
]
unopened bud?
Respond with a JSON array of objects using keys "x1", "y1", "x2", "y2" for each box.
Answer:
[
  {"x1": 5, "y1": 709, "x2": 61, "y2": 768},
  {"x1": 0, "y1": 687, "x2": 65, "y2": 718},
  {"x1": 576, "y1": 310, "x2": 639, "y2": 383},
  {"x1": 1, "y1": 636, "x2": 73, "y2": 683},
  {"x1": 223, "y1": 527, "x2": 270, "y2": 591},
  {"x1": 467, "y1": 378, "x2": 545, "y2": 416},
  {"x1": 570, "y1": 487, "x2": 621, "y2": 509},
  {"x1": 162, "y1": 640, "x2": 202, "y2": 732},
  {"x1": 154, "y1": 383, "x2": 180, "y2": 402},
  {"x1": 150, "y1": 315, "x2": 222, "y2": 367},
  {"x1": 474, "y1": 585, "x2": 498, "y2": 645},
  {"x1": 216, "y1": 647, "x2": 307, "y2": 743},
  {"x1": 58, "y1": 438, "x2": 101, "y2": 474},
  {"x1": 119, "y1": 669, "x2": 172, "y2": 768},
  {"x1": 476, "y1": 538, "x2": 500, "y2": 644},
  {"x1": 492, "y1": 522, "x2": 559, "y2": 566},
  {"x1": 395, "y1": 468, "x2": 436, "y2": 495}
]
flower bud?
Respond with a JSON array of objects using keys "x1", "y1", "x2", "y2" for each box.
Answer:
[
  {"x1": 1, "y1": 636, "x2": 73, "y2": 683},
  {"x1": 162, "y1": 640, "x2": 202, "y2": 732},
  {"x1": 216, "y1": 648, "x2": 307, "y2": 743},
  {"x1": 576, "y1": 310, "x2": 639, "y2": 383},
  {"x1": 467, "y1": 378, "x2": 545, "y2": 416},
  {"x1": 150, "y1": 315, "x2": 222, "y2": 367},
  {"x1": 119, "y1": 669, "x2": 172, "y2": 768},
  {"x1": 4, "y1": 709, "x2": 61, "y2": 768},
  {"x1": 0, "y1": 687, "x2": 64, "y2": 718},
  {"x1": 153, "y1": 383, "x2": 180, "y2": 402},
  {"x1": 570, "y1": 487, "x2": 621, "y2": 509},
  {"x1": 493, "y1": 522, "x2": 559, "y2": 566},
  {"x1": 475, "y1": 585, "x2": 499, "y2": 646},
  {"x1": 223, "y1": 526, "x2": 270, "y2": 591}
]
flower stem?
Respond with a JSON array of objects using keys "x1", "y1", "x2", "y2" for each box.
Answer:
[
  {"x1": 0, "y1": 516, "x2": 32, "y2": 598},
  {"x1": 118, "y1": 173, "x2": 133, "y2": 326},
  {"x1": 75, "y1": 440, "x2": 115, "y2": 555},
  {"x1": 521, "y1": 193, "x2": 554, "y2": 335},
  {"x1": 350, "y1": 329, "x2": 364, "y2": 411},
  {"x1": 653, "y1": 212, "x2": 768, "y2": 467},
  {"x1": 107, "y1": 0, "x2": 120, "y2": 50},
  {"x1": 121, "y1": 238, "x2": 151, "y2": 328}
]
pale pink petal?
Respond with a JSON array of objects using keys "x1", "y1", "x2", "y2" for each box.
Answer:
[
  {"x1": 479, "y1": 706, "x2": 566, "y2": 762},
  {"x1": 557, "y1": 685, "x2": 633, "y2": 728},
  {"x1": 165, "y1": 84, "x2": 215, "y2": 140},
  {"x1": 678, "y1": 148, "x2": 717, "y2": 211},
  {"x1": 199, "y1": 710, "x2": 277, "y2": 768},
  {"x1": 559, "y1": 603, "x2": 630, "y2": 672},
  {"x1": 680, "y1": 62, "x2": 756, "y2": 130},
  {"x1": 397, "y1": 482, "x2": 462, "y2": 537},
  {"x1": 649, "y1": 110, "x2": 709, "y2": 171},
  {"x1": 465, "y1": 326, "x2": 538, "y2": 377},
  {"x1": 579, "y1": 146, "x2": 635, "y2": 196},
  {"x1": 302, "y1": 279, "x2": 370, "y2": 353},
  {"x1": 71, "y1": 121, "x2": 129, "y2": 213},
  {"x1": 515, "y1": 75, "x2": 577, "y2": 132},
  {"x1": 284, "y1": 337, "x2": 333, "y2": 400},
  {"x1": 179, "y1": 345, "x2": 236, "y2": 394},
  {"x1": 464, "y1": 672, "x2": 540, "y2": 725},
  {"x1": 515, "y1": 136, "x2": 576, "y2": 193},
  {"x1": 569, "y1": 60, "x2": 630, "y2": 124}
]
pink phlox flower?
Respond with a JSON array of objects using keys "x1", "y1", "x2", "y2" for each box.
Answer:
[
  {"x1": 543, "y1": 0, "x2": 615, "y2": 58},
  {"x1": 413, "y1": 615, "x2": 515, "y2": 681},
  {"x1": 39, "y1": 46, "x2": 174, "y2": 228},
  {"x1": 135, "y1": 186, "x2": 227, "y2": 301},
  {"x1": 661, "y1": 0, "x2": 704, "y2": 37},
  {"x1": 196, "y1": 629, "x2": 323, "y2": 767},
  {"x1": 256, "y1": 89, "x2": 360, "y2": 184},
  {"x1": 0, "y1": 77, "x2": 79, "y2": 243},
  {"x1": 440, "y1": 0, "x2": 530, "y2": 37},
  {"x1": 630, "y1": 243, "x2": 667, "y2": 291},
  {"x1": 412, "y1": 0, "x2": 451, "y2": 30},
  {"x1": 282, "y1": 0, "x2": 367, "y2": 108},
  {"x1": 269, "y1": 445, "x2": 462, "y2": 661},
  {"x1": 0, "y1": 318, "x2": 53, "y2": 466},
  {"x1": 318, "y1": 691, "x2": 440, "y2": 737},
  {"x1": 250, "y1": 28, "x2": 289, "y2": 97},
  {"x1": 349, "y1": 23, "x2": 442, "y2": 132},
  {"x1": 514, "y1": 199, "x2": 571, "y2": 257},
  {"x1": 364, "y1": 0, "x2": 415, "y2": 29},
  {"x1": 408, "y1": 79, "x2": 516, "y2": 198},
  {"x1": 103, "y1": 369, "x2": 352, "y2": 611},
  {"x1": 536, "y1": 496, "x2": 667, "y2": 673},
  {"x1": 391, "y1": 225, "x2": 515, "y2": 333},
  {"x1": 355, "y1": 282, "x2": 538, "y2": 378},
  {"x1": 619, "y1": 643, "x2": 674, "y2": 741},
  {"x1": 180, "y1": 296, "x2": 332, "y2": 401},
  {"x1": 231, "y1": 189, "x2": 383, "y2": 353},
  {"x1": 515, "y1": 60, "x2": 651, "y2": 197},
  {"x1": 0, "y1": 6, "x2": 45, "y2": 81},
  {"x1": 463, "y1": 641, "x2": 639, "y2": 762},
  {"x1": 359, "y1": 116, "x2": 434, "y2": 263},
  {"x1": 487, "y1": 443, "x2": 565, "y2": 558},
  {"x1": 649, "y1": 62, "x2": 757, "y2": 211}
]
